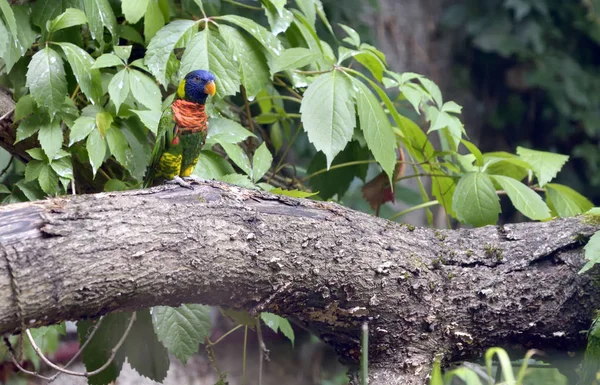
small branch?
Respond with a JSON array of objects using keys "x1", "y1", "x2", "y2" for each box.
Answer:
[
  {"x1": 26, "y1": 329, "x2": 82, "y2": 377},
  {"x1": 221, "y1": 0, "x2": 262, "y2": 10},
  {"x1": 207, "y1": 324, "x2": 244, "y2": 346},
  {"x1": 3, "y1": 336, "x2": 53, "y2": 381},
  {"x1": 0, "y1": 107, "x2": 15, "y2": 123},
  {"x1": 85, "y1": 312, "x2": 136, "y2": 377},
  {"x1": 256, "y1": 317, "x2": 265, "y2": 385},
  {"x1": 0, "y1": 156, "x2": 14, "y2": 178},
  {"x1": 242, "y1": 325, "x2": 249, "y2": 385}
]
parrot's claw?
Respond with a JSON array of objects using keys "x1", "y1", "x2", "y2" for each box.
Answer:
[
  {"x1": 165, "y1": 176, "x2": 194, "y2": 189},
  {"x1": 182, "y1": 175, "x2": 207, "y2": 185}
]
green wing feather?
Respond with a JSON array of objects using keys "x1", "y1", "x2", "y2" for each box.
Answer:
[{"x1": 143, "y1": 107, "x2": 175, "y2": 188}]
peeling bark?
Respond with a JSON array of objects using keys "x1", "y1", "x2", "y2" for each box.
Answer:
[{"x1": 0, "y1": 183, "x2": 599, "y2": 384}]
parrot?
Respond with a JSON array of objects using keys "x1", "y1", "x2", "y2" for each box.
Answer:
[{"x1": 144, "y1": 69, "x2": 217, "y2": 188}]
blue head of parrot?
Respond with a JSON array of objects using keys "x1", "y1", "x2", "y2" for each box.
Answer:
[{"x1": 178, "y1": 70, "x2": 217, "y2": 104}]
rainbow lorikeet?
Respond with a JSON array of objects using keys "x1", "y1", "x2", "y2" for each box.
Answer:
[{"x1": 144, "y1": 70, "x2": 216, "y2": 188}]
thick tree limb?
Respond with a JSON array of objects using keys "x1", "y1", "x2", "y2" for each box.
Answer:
[{"x1": 1, "y1": 182, "x2": 599, "y2": 385}]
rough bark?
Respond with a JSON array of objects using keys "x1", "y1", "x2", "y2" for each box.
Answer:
[{"x1": 1, "y1": 183, "x2": 599, "y2": 384}]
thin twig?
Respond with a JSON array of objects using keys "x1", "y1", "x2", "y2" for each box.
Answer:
[
  {"x1": 26, "y1": 329, "x2": 82, "y2": 377},
  {"x1": 221, "y1": 0, "x2": 262, "y2": 10},
  {"x1": 0, "y1": 156, "x2": 14, "y2": 178},
  {"x1": 0, "y1": 107, "x2": 15, "y2": 122},
  {"x1": 3, "y1": 336, "x2": 52, "y2": 381},
  {"x1": 241, "y1": 325, "x2": 248, "y2": 385},
  {"x1": 207, "y1": 324, "x2": 244, "y2": 346},
  {"x1": 256, "y1": 317, "x2": 269, "y2": 385}
]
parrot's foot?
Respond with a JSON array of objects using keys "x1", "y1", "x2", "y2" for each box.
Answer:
[
  {"x1": 165, "y1": 176, "x2": 194, "y2": 189},
  {"x1": 182, "y1": 175, "x2": 207, "y2": 184}
]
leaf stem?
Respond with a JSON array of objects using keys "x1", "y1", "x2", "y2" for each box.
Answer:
[
  {"x1": 207, "y1": 324, "x2": 244, "y2": 346},
  {"x1": 300, "y1": 160, "x2": 377, "y2": 181},
  {"x1": 388, "y1": 200, "x2": 440, "y2": 221},
  {"x1": 242, "y1": 325, "x2": 248, "y2": 385},
  {"x1": 221, "y1": 0, "x2": 263, "y2": 10},
  {"x1": 293, "y1": 69, "x2": 333, "y2": 75},
  {"x1": 249, "y1": 95, "x2": 302, "y2": 106}
]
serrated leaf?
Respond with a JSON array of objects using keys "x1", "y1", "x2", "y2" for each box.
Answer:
[
  {"x1": 192, "y1": 150, "x2": 235, "y2": 179},
  {"x1": 262, "y1": 0, "x2": 293, "y2": 35},
  {"x1": 301, "y1": 71, "x2": 356, "y2": 168},
  {"x1": 132, "y1": 109, "x2": 161, "y2": 135},
  {"x1": 95, "y1": 111, "x2": 113, "y2": 137},
  {"x1": 122, "y1": 0, "x2": 150, "y2": 24},
  {"x1": 261, "y1": 312, "x2": 294, "y2": 345},
  {"x1": 417, "y1": 77, "x2": 442, "y2": 107},
  {"x1": 221, "y1": 143, "x2": 252, "y2": 177},
  {"x1": 69, "y1": 116, "x2": 96, "y2": 145},
  {"x1": 452, "y1": 172, "x2": 500, "y2": 227},
  {"x1": 48, "y1": 8, "x2": 88, "y2": 33},
  {"x1": 128, "y1": 69, "x2": 162, "y2": 111},
  {"x1": 108, "y1": 69, "x2": 130, "y2": 112},
  {"x1": 26, "y1": 148, "x2": 46, "y2": 161},
  {"x1": 144, "y1": 0, "x2": 166, "y2": 44},
  {"x1": 252, "y1": 142, "x2": 272, "y2": 182},
  {"x1": 92, "y1": 53, "x2": 124, "y2": 69},
  {"x1": 14, "y1": 95, "x2": 35, "y2": 121},
  {"x1": 50, "y1": 156, "x2": 73, "y2": 179},
  {"x1": 271, "y1": 187, "x2": 317, "y2": 198},
  {"x1": 0, "y1": 6, "x2": 35, "y2": 72},
  {"x1": 152, "y1": 304, "x2": 212, "y2": 364},
  {"x1": 339, "y1": 23, "x2": 360, "y2": 47},
  {"x1": 87, "y1": 128, "x2": 106, "y2": 176},
  {"x1": 145, "y1": 19, "x2": 196, "y2": 87},
  {"x1": 546, "y1": 183, "x2": 593, "y2": 217},
  {"x1": 16, "y1": 180, "x2": 45, "y2": 201},
  {"x1": 219, "y1": 15, "x2": 283, "y2": 56},
  {"x1": 179, "y1": 28, "x2": 240, "y2": 98},
  {"x1": 38, "y1": 163, "x2": 59, "y2": 195},
  {"x1": 31, "y1": 0, "x2": 62, "y2": 30},
  {"x1": 516, "y1": 147, "x2": 569, "y2": 187},
  {"x1": 355, "y1": 50, "x2": 384, "y2": 82},
  {"x1": 295, "y1": 0, "x2": 316, "y2": 28},
  {"x1": 83, "y1": 0, "x2": 118, "y2": 44},
  {"x1": 57, "y1": 42, "x2": 102, "y2": 104},
  {"x1": 218, "y1": 173, "x2": 256, "y2": 188},
  {"x1": 580, "y1": 231, "x2": 600, "y2": 274},
  {"x1": 219, "y1": 24, "x2": 270, "y2": 98},
  {"x1": 25, "y1": 160, "x2": 45, "y2": 182},
  {"x1": 124, "y1": 309, "x2": 169, "y2": 383},
  {"x1": 441, "y1": 101, "x2": 462, "y2": 114},
  {"x1": 106, "y1": 125, "x2": 128, "y2": 166},
  {"x1": 16, "y1": 114, "x2": 42, "y2": 143},
  {"x1": 491, "y1": 175, "x2": 550, "y2": 220},
  {"x1": 38, "y1": 118, "x2": 63, "y2": 160},
  {"x1": 271, "y1": 47, "x2": 322, "y2": 73},
  {"x1": 26, "y1": 47, "x2": 67, "y2": 115},
  {"x1": 206, "y1": 117, "x2": 256, "y2": 147},
  {"x1": 354, "y1": 80, "x2": 396, "y2": 181}
]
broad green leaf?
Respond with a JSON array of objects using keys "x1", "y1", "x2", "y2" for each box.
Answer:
[
  {"x1": 516, "y1": 147, "x2": 569, "y2": 187},
  {"x1": 339, "y1": 24, "x2": 360, "y2": 47},
  {"x1": 218, "y1": 173, "x2": 256, "y2": 189},
  {"x1": 431, "y1": 174, "x2": 456, "y2": 216},
  {"x1": 484, "y1": 152, "x2": 531, "y2": 181},
  {"x1": 122, "y1": 0, "x2": 150, "y2": 24},
  {"x1": 219, "y1": 15, "x2": 283, "y2": 56},
  {"x1": 145, "y1": 19, "x2": 196, "y2": 87},
  {"x1": 179, "y1": 28, "x2": 240, "y2": 98},
  {"x1": 219, "y1": 24, "x2": 270, "y2": 98},
  {"x1": 152, "y1": 304, "x2": 212, "y2": 364},
  {"x1": 47, "y1": 8, "x2": 88, "y2": 33},
  {"x1": 108, "y1": 69, "x2": 131, "y2": 113},
  {"x1": 69, "y1": 116, "x2": 96, "y2": 145},
  {"x1": 38, "y1": 118, "x2": 63, "y2": 160},
  {"x1": 417, "y1": 77, "x2": 442, "y2": 107},
  {"x1": 262, "y1": 0, "x2": 293, "y2": 35},
  {"x1": 16, "y1": 180, "x2": 45, "y2": 201},
  {"x1": 129, "y1": 69, "x2": 162, "y2": 111},
  {"x1": 83, "y1": 0, "x2": 118, "y2": 44},
  {"x1": 355, "y1": 50, "x2": 384, "y2": 82},
  {"x1": 221, "y1": 143, "x2": 252, "y2": 177},
  {"x1": 31, "y1": 0, "x2": 62, "y2": 29},
  {"x1": 491, "y1": 175, "x2": 550, "y2": 220},
  {"x1": 580, "y1": 231, "x2": 600, "y2": 273},
  {"x1": 26, "y1": 47, "x2": 67, "y2": 115},
  {"x1": 92, "y1": 53, "x2": 124, "y2": 69},
  {"x1": 295, "y1": 0, "x2": 316, "y2": 28},
  {"x1": 0, "y1": 0, "x2": 17, "y2": 37},
  {"x1": 96, "y1": 111, "x2": 113, "y2": 137},
  {"x1": 0, "y1": 6, "x2": 35, "y2": 72},
  {"x1": 441, "y1": 101, "x2": 463, "y2": 114},
  {"x1": 14, "y1": 95, "x2": 35, "y2": 121},
  {"x1": 300, "y1": 70, "x2": 356, "y2": 168},
  {"x1": 546, "y1": 183, "x2": 593, "y2": 217},
  {"x1": 354, "y1": 80, "x2": 396, "y2": 181},
  {"x1": 144, "y1": 0, "x2": 166, "y2": 44},
  {"x1": 460, "y1": 139, "x2": 483, "y2": 166},
  {"x1": 106, "y1": 125, "x2": 128, "y2": 166},
  {"x1": 16, "y1": 114, "x2": 42, "y2": 143},
  {"x1": 57, "y1": 42, "x2": 102, "y2": 104},
  {"x1": 118, "y1": 24, "x2": 144, "y2": 44},
  {"x1": 192, "y1": 150, "x2": 235, "y2": 179},
  {"x1": 87, "y1": 129, "x2": 106, "y2": 176},
  {"x1": 25, "y1": 160, "x2": 45, "y2": 182},
  {"x1": 206, "y1": 117, "x2": 256, "y2": 146},
  {"x1": 38, "y1": 163, "x2": 59, "y2": 195},
  {"x1": 132, "y1": 109, "x2": 161, "y2": 135},
  {"x1": 50, "y1": 157, "x2": 73, "y2": 179},
  {"x1": 271, "y1": 187, "x2": 318, "y2": 198},
  {"x1": 252, "y1": 142, "x2": 273, "y2": 182},
  {"x1": 260, "y1": 312, "x2": 294, "y2": 345},
  {"x1": 120, "y1": 119, "x2": 151, "y2": 180},
  {"x1": 271, "y1": 47, "x2": 322, "y2": 73},
  {"x1": 452, "y1": 172, "x2": 500, "y2": 227},
  {"x1": 26, "y1": 148, "x2": 46, "y2": 161},
  {"x1": 0, "y1": 184, "x2": 10, "y2": 194},
  {"x1": 114, "y1": 45, "x2": 133, "y2": 61},
  {"x1": 124, "y1": 309, "x2": 169, "y2": 383},
  {"x1": 104, "y1": 179, "x2": 129, "y2": 191}
]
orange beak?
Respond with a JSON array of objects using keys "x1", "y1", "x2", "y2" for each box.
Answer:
[{"x1": 204, "y1": 81, "x2": 216, "y2": 97}]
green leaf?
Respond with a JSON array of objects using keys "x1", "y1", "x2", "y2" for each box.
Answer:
[
  {"x1": 50, "y1": 156, "x2": 73, "y2": 179},
  {"x1": 0, "y1": 184, "x2": 10, "y2": 194},
  {"x1": 145, "y1": 19, "x2": 196, "y2": 87},
  {"x1": 152, "y1": 304, "x2": 212, "y2": 364},
  {"x1": 14, "y1": 95, "x2": 35, "y2": 121},
  {"x1": 491, "y1": 175, "x2": 550, "y2": 220},
  {"x1": 115, "y1": 45, "x2": 133, "y2": 62},
  {"x1": 25, "y1": 160, "x2": 45, "y2": 182},
  {"x1": 301, "y1": 71, "x2": 356, "y2": 168},
  {"x1": 417, "y1": 77, "x2": 442, "y2": 107},
  {"x1": 252, "y1": 142, "x2": 273, "y2": 182},
  {"x1": 118, "y1": 24, "x2": 144, "y2": 44},
  {"x1": 57, "y1": 42, "x2": 102, "y2": 104},
  {"x1": 16, "y1": 114, "x2": 42, "y2": 143},
  {"x1": 219, "y1": 15, "x2": 283, "y2": 56},
  {"x1": 129, "y1": 69, "x2": 162, "y2": 111},
  {"x1": 271, "y1": 47, "x2": 322, "y2": 73},
  {"x1": 206, "y1": 117, "x2": 256, "y2": 146},
  {"x1": 106, "y1": 125, "x2": 128, "y2": 166},
  {"x1": 192, "y1": 150, "x2": 235, "y2": 179},
  {"x1": 0, "y1": 6, "x2": 35, "y2": 72},
  {"x1": 516, "y1": 147, "x2": 569, "y2": 187},
  {"x1": 221, "y1": 307, "x2": 256, "y2": 328},
  {"x1": 460, "y1": 139, "x2": 484, "y2": 166},
  {"x1": 124, "y1": 309, "x2": 169, "y2": 383},
  {"x1": 104, "y1": 179, "x2": 128, "y2": 191},
  {"x1": 218, "y1": 173, "x2": 256, "y2": 189},
  {"x1": 260, "y1": 312, "x2": 294, "y2": 345},
  {"x1": 295, "y1": 0, "x2": 316, "y2": 28},
  {"x1": 83, "y1": 0, "x2": 118, "y2": 44},
  {"x1": 108, "y1": 69, "x2": 131, "y2": 113},
  {"x1": 96, "y1": 111, "x2": 113, "y2": 137},
  {"x1": 122, "y1": 0, "x2": 150, "y2": 24},
  {"x1": 546, "y1": 183, "x2": 593, "y2": 217},
  {"x1": 355, "y1": 50, "x2": 384, "y2": 82},
  {"x1": 262, "y1": 0, "x2": 293, "y2": 35},
  {"x1": 221, "y1": 143, "x2": 252, "y2": 177},
  {"x1": 132, "y1": 109, "x2": 161, "y2": 135},
  {"x1": 92, "y1": 53, "x2": 124, "y2": 69},
  {"x1": 47, "y1": 8, "x2": 88, "y2": 33},
  {"x1": 26, "y1": 148, "x2": 47, "y2": 161},
  {"x1": 271, "y1": 187, "x2": 318, "y2": 198},
  {"x1": 441, "y1": 101, "x2": 462, "y2": 114},
  {"x1": 87, "y1": 129, "x2": 106, "y2": 176},
  {"x1": 354, "y1": 80, "x2": 396, "y2": 181},
  {"x1": 144, "y1": 0, "x2": 166, "y2": 44},
  {"x1": 26, "y1": 47, "x2": 67, "y2": 115},
  {"x1": 69, "y1": 116, "x2": 96, "y2": 145},
  {"x1": 219, "y1": 24, "x2": 270, "y2": 98},
  {"x1": 38, "y1": 118, "x2": 63, "y2": 160},
  {"x1": 38, "y1": 163, "x2": 59, "y2": 195},
  {"x1": 452, "y1": 172, "x2": 500, "y2": 227},
  {"x1": 339, "y1": 24, "x2": 360, "y2": 47},
  {"x1": 580, "y1": 231, "x2": 600, "y2": 274},
  {"x1": 179, "y1": 28, "x2": 240, "y2": 98},
  {"x1": 0, "y1": 0, "x2": 17, "y2": 37}
]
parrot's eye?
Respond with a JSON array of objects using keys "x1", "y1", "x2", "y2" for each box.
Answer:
[{"x1": 194, "y1": 76, "x2": 200, "y2": 81}]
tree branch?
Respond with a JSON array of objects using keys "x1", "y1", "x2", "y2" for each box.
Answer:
[{"x1": 0, "y1": 182, "x2": 599, "y2": 385}]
